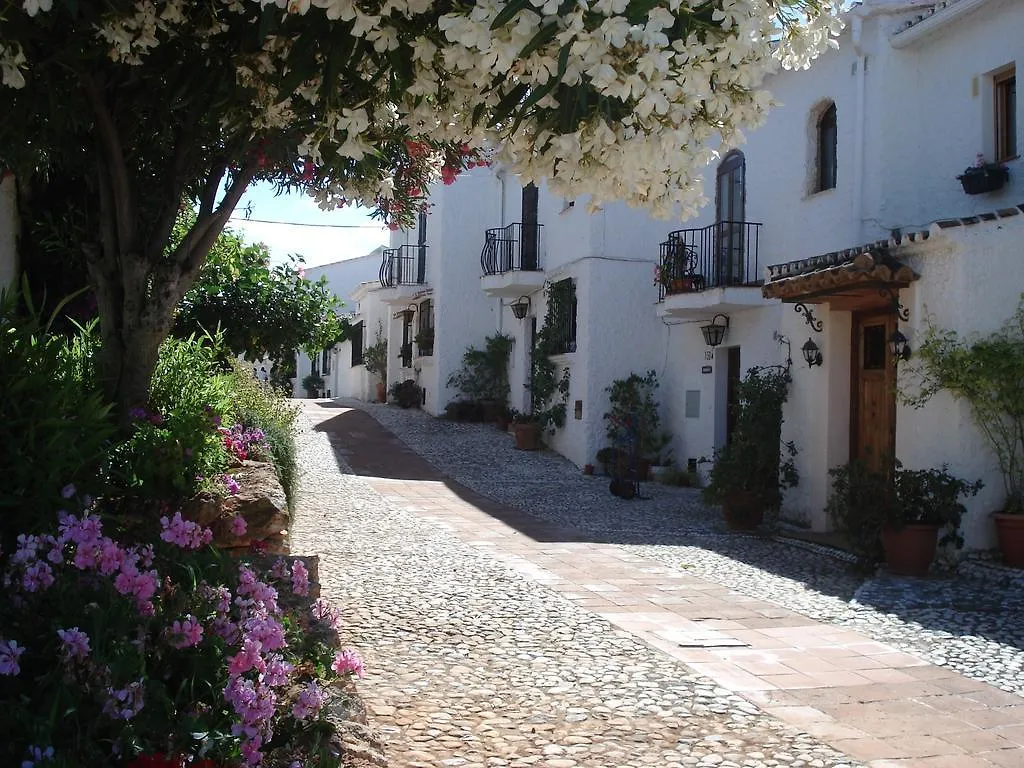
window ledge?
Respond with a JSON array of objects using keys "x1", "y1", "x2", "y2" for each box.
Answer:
[{"x1": 804, "y1": 186, "x2": 837, "y2": 201}]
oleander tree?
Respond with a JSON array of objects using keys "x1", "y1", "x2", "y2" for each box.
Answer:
[
  {"x1": 173, "y1": 213, "x2": 348, "y2": 364},
  {"x1": 0, "y1": 0, "x2": 842, "y2": 414}
]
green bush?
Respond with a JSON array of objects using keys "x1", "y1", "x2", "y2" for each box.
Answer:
[
  {"x1": 0, "y1": 284, "x2": 115, "y2": 549},
  {"x1": 105, "y1": 335, "x2": 232, "y2": 501},
  {"x1": 224, "y1": 361, "x2": 300, "y2": 506}
]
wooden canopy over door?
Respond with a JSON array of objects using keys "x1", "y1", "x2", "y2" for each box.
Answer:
[{"x1": 851, "y1": 311, "x2": 896, "y2": 472}]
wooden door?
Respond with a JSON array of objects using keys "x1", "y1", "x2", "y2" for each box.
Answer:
[
  {"x1": 851, "y1": 312, "x2": 896, "y2": 471},
  {"x1": 726, "y1": 346, "x2": 742, "y2": 445}
]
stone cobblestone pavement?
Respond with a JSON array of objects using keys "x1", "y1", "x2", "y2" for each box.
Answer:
[{"x1": 291, "y1": 403, "x2": 1024, "y2": 768}]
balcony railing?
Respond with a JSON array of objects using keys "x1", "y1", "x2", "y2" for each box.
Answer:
[
  {"x1": 379, "y1": 244, "x2": 427, "y2": 289},
  {"x1": 481, "y1": 222, "x2": 543, "y2": 275},
  {"x1": 657, "y1": 221, "x2": 762, "y2": 301}
]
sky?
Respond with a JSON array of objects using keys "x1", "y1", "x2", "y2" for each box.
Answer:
[{"x1": 226, "y1": 181, "x2": 390, "y2": 267}]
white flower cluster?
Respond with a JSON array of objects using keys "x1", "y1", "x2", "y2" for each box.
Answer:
[{"x1": 6, "y1": 0, "x2": 844, "y2": 221}]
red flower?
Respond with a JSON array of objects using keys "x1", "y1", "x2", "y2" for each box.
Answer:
[
  {"x1": 127, "y1": 754, "x2": 185, "y2": 768},
  {"x1": 441, "y1": 166, "x2": 458, "y2": 185}
]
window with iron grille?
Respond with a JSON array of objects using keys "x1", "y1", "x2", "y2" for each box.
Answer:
[
  {"x1": 416, "y1": 299, "x2": 434, "y2": 356},
  {"x1": 310, "y1": 354, "x2": 320, "y2": 377},
  {"x1": 321, "y1": 348, "x2": 332, "y2": 376},
  {"x1": 546, "y1": 278, "x2": 577, "y2": 354},
  {"x1": 350, "y1": 321, "x2": 364, "y2": 366}
]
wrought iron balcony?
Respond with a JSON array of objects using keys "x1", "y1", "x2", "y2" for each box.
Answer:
[
  {"x1": 657, "y1": 221, "x2": 762, "y2": 301},
  {"x1": 481, "y1": 222, "x2": 543, "y2": 275},
  {"x1": 379, "y1": 244, "x2": 427, "y2": 289}
]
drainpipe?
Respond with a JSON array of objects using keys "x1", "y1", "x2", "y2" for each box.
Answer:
[{"x1": 852, "y1": 10, "x2": 868, "y2": 242}]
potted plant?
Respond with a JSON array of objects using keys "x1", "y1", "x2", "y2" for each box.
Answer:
[
  {"x1": 362, "y1": 321, "x2": 388, "y2": 403},
  {"x1": 301, "y1": 373, "x2": 324, "y2": 399},
  {"x1": 828, "y1": 460, "x2": 982, "y2": 576},
  {"x1": 414, "y1": 328, "x2": 434, "y2": 357},
  {"x1": 604, "y1": 370, "x2": 663, "y2": 481},
  {"x1": 883, "y1": 464, "x2": 983, "y2": 576},
  {"x1": 957, "y1": 154, "x2": 1009, "y2": 195},
  {"x1": 596, "y1": 447, "x2": 618, "y2": 476},
  {"x1": 702, "y1": 365, "x2": 798, "y2": 530},
  {"x1": 906, "y1": 297, "x2": 1024, "y2": 566},
  {"x1": 389, "y1": 378, "x2": 422, "y2": 409},
  {"x1": 511, "y1": 412, "x2": 541, "y2": 451}
]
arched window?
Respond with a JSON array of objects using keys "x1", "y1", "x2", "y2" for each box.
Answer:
[{"x1": 817, "y1": 103, "x2": 838, "y2": 191}]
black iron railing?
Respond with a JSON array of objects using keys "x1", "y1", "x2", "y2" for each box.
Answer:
[
  {"x1": 656, "y1": 221, "x2": 762, "y2": 301},
  {"x1": 480, "y1": 222, "x2": 543, "y2": 275},
  {"x1": 380, "y1": 244, "x2": 427, "y2": 289}
]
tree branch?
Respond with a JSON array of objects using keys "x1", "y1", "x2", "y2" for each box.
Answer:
[
  {"x1": 144, "y1": 120, "x2": 198, "y2": 265},
  {"x1": 81, "y1": 74, "x2": 136, "y2": 257}
]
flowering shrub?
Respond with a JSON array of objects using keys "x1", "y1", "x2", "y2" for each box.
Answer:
[
  {"x1": 0, "y1": 498, "x2": 364, "y2": 767},
  {"x1": 220, "y1": 424, "x2": 272, "y2": 464}
]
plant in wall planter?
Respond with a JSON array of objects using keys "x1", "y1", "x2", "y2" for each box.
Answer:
[
  {"x1": 956, "y1": 154, "x2": 1009, "y2": 195},
  {"x1": 903, "y1": 296, "x2": 1024, "y2": 566},
  {"x1": 414, "y1": 328, "x2": 434, "y2": 356},
  {"x1": 702, "y1": 365, "x2": 798, "y2": 531}
]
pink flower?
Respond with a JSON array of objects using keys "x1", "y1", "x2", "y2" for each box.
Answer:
[
  {"x1": 22, "y1": 560, "x2": 54, "y2": 592},
  {"x1": 310, "y1": 598, "x2": 340, "y2": 630},
  {"x1": 263, "y1": 654, "x2": 293, "y2": 687},
  {"x1": 0, "y1": 639, "x2": 25, "y2": 676},
  {"x1": 57, "y1": 627, "x2": 91, "y2": 661},
  {"x1": 159, "y1": 512, "x2": 213, "y2": 550},
  {"x1": 227, "y1": 638, "x2": 265, "y2": 678},
  {"x1": 61, "y1": 483, "x2": 76, "y2": 499},
  {"x1": 230, "y1": 515, "x2": 247, "y2": 536},
  {"x1": 331, "y1": 649, "x2": 364, "y2": 678},
  {"x1": 290, "y1": 559, "x2": 309, "y2": 597},
  {"x1": 168, "y1": 615, "x2": 204, "y2": 649},
  {"x1": 223, "y1": 475, "x2": 241, "y2": 496},
  {"x1": 441, "y1": 165, "x2": 458, "y2": 185},
  {"x1": 291, "y1": 682, "x2": 325, "y2": 721},
  {"x1": 103, "y1": 680, "x2": 145, "y2": 720}
]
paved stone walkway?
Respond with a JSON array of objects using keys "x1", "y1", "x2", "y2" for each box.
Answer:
[{"x1": 292, "y1": 403, "x2": 1024, "y2": 768}]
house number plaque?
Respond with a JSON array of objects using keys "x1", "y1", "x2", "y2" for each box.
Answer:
[{"x1": 701, "y1": 365, "x2": 713, "y2": 374}]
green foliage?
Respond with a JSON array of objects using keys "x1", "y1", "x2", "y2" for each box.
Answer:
[
  {"x1": 301, "y1": 373, "x2": 325, "y2": 397},
  {"x1": 904, "y1": 297, "x2": 1024, "y2": 514},
  {"x1": 661, "y1": 466, "x2": 702, "y2": 488},
  {"x1": 362, "y1": 321, "x2": 389, "y2": 386},
  {"x1": 105, "y1": 335, "x2": 232, "y2": 501},
  {"x1": 271, "y1": 351, "x2": 297, "y2": 389},
  {"x1": 389, "y1": 378, "x2": 423, "y2": 409},
  {"x1": 224, "y1": 361, "x2": 300, "y2": 508},
  {"x1": 827, "y1": 459, "x2": 983, "y2": 568},
  {"x1": 447, "y1": 333, "x2": 514, "y2": 405},
  {"x1": 604, "y1": 370, "x2": 664, "y2": 457},
  {"x1": 174, "y1": 213, "x2": 347, "y2": 362},
  {"x1": 527, "y1": 292, "x2": 571, "y2": 433},
  {"x1": 702, "y1": 365, "x2": 798, "y2": 510},
  {"x1": 0, "y1": 283, "x2": 115, "y2": 549}
]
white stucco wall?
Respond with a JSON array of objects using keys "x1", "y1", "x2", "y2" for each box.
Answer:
[
  {"x1": 893, "y1": 216, "x2": 1024, "y2": 551},
  {"x1": 0, "y1": 174, "x2": 17, "y2": 292}
]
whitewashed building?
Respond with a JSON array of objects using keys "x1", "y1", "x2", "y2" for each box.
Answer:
[{"x1": 295, "y1": 247, "x2": 383, "y2": 398}]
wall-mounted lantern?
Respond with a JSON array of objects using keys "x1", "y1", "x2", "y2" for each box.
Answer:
[
  {"x1": 801, "y1": 337, "x2": 823, "y2": 368},
  {"x1": 510, "y1": 295, "x2": 531, "y2": 320},
  {"x1": 889, "y1": 328, "x2": 911, "y2": 363},
  {"x1": 700, "y1": 313, "x2": 730, "y2": 348}
]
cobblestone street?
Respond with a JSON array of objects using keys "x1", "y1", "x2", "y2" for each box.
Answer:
[{"x1": 291, "y1": 402, "x2": 1024, "y2": 768}]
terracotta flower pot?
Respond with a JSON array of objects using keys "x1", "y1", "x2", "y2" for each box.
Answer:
[
  {"x1": 583, "y1": 463, "x2": 595, "y2": 476},
  {"x1": 881, "y1": 523, "x2": 939, "y2": 577},
  {"x1": 994, "y1": 513, "x2": 1024, "y2": 568},
  {"x1": 375, "y1": 381, "x2": 387, "y2": 403},
  {"x1": 722, "y1": 490, "x2": 763, "y2": 531},
  {"x1": 512, "y1": 422, "x2": 540, "y2": 451}
]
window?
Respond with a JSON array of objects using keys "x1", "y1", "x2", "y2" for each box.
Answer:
[
  {"x1": 817, "y1": 103, "x2": 837, "y2": 191},
  {"x1": 996, "y1": 69, "x2": 1017, "y2": 162},
  {"x1": 416, "y1": 298, "x2": 434, "y2": 356},
  {"x1": 546, "y1": 278, "x2": 577, "y2": 354},
  {"x1": 310, "y1": 354, "x2": 320, "y2": 377},
  {"x1": 321, "y1": 348, "x2": 332, "y2": 376},
  {"x1": 350, "y1": 321, "x2": 364, "y2": 367},
  {"x1": 400, "y1": 311, "x2": 413, "y2": 367}
]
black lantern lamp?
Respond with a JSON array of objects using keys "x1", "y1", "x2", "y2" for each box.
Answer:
[
  {"x1": 801, "y1": 337, "x2": 823, "y2": 368},
  {"x1": 510, "y1": 295, "x2": 531, "y2": 320},
  {"x1": 700, "y1": 314, "x2": 730, "y2": 348},
  {"x1": 889, "y1": 328, "x2": 911, "y2": 363}
]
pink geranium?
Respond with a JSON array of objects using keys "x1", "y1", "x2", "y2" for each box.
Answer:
[
  {"x1": 57, "y1": 627, "x2": 91, "y2": 661},
  {"x1": 331, "y1": 649, "x2": 364, "y2": 679}
]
